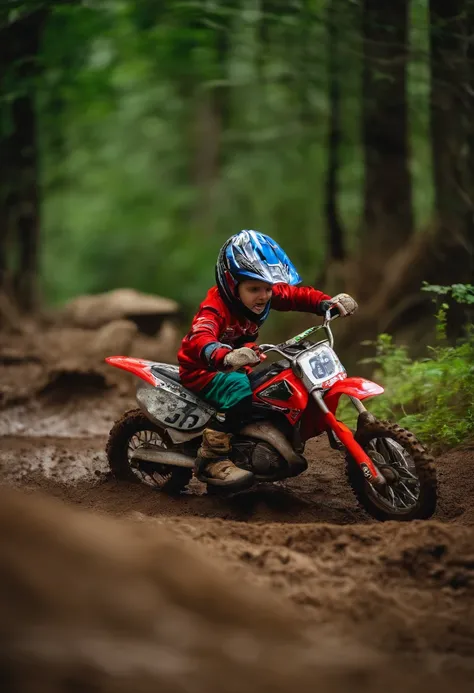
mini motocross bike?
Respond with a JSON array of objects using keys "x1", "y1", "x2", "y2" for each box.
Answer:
[{"x1": 105, "y1": 311, "x2": 437, "y2": 521}]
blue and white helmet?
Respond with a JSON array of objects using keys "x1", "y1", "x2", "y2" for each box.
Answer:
[{"x1": 216, "y1": 230, "x2": 302, "y2": 324}]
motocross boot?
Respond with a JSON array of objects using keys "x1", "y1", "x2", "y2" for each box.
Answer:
[{"x1": 195, "y1": 429, "x2": 254, "y2": 490}]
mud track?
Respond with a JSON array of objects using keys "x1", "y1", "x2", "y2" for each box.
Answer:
[{"x1": 2, "y1": 383, "x2": 474, "y2": 691}]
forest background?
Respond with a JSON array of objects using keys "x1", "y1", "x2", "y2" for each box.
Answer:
[{"x1": 1, "y1": 0, "x2": 473, "y2": 447}]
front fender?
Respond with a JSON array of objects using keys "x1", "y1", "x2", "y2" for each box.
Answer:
[{"x1": 323, "y1": 377, "x2": 384, "y2": 414}]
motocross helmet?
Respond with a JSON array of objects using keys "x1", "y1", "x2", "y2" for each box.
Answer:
[{"x1": 215, "y1": 230, "x2": 302, "y2": 325}]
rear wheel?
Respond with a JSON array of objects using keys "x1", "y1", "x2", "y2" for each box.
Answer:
[
  {"x1": 345, "y1": 419, "x2": 437, "y2": 521},
  {"x1": 106, "y1": 408, "x2": 192, "y2": 493}
]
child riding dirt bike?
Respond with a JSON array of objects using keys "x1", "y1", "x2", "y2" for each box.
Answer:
[
  {"x1": 178, "y1": 230, "x2": 358, "y2": 491},
  {"x1": 106, "y1": 229, "x2": 437, "y2": 520}
]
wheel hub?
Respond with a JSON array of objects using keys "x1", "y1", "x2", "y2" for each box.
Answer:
[
  {"x1": 368, "y1": 450, "x2": 399, "y2": 484},
  {"x1": 379, "y1": 465, "x2": 399, "y2": 484}
]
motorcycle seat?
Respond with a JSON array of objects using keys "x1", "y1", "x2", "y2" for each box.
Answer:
[{"x1": 150, "y1": 364, "x2": 181, "y2": 383}]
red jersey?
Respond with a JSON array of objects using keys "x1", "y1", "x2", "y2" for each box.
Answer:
[{"x1": 178, "y1": 284, "x2": 331, "y2": 393}]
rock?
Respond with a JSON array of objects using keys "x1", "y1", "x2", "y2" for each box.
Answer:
[
  {"x1": 155, "y1": 320, "x2": 181, "y2": 361},
  {"x1": 88, "y1": 320, "x2": 138, "y2": 359},
  {"x1": 59, "y1": 288, "x2": 180, "y2": 333},
  {"x1": 131, "y1": 320, "x2": 181, "y2": 363}
]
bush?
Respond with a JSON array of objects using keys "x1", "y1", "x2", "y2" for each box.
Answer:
[{"x1": 359, "y1": 284, "x2": 474, "y2": 452}]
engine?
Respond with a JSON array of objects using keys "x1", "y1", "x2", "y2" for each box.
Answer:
[{"x1": 231, "y1": 437, "x2": 288, "y2": 477}]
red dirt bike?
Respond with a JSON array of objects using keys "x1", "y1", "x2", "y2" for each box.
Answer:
[{"x1": 105, "y1": 311, "x2": 437, "y2": 521}]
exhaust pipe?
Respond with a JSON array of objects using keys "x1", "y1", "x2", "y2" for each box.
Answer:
[{"x1": 130, "y1": 445, "x2": 195, "y2": 469}]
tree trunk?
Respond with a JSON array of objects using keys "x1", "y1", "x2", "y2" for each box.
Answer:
[
  {"x1": 360, "y1": 0, "x2": 413, "y2": 288},
  {"x1": 325, "y1": 0, "x2": 346, "y2": 265},
  {"x1": 191, "y1": 3, "x2": 233, "y2": 232},
  {"x1": 295, "y1": 0, "x2": 313, "y2": 131},
  {"x1": 428, "y1": 0, "x2": 474, "y2": 335},
  {"x1": 192, "y1": 90, "x2": 222, "y2": 232},
  {"x1": 337, "y1": 0, "x2": 474, "y2": 356},
  {"x1": 257, "y1": 1, "x2": 276, "y2": 82},
  {"x1": 12, "y1": 94, "x2": 40, "y2": 312},
  {"x1": 0, "y1": 9, "x2": 45, "y2": 313},
  {"x1": 429, "y1": 0, "x2": 473, "y2": 270}
]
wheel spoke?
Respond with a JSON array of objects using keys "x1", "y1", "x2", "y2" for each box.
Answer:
[
  {"x1": 383, "y1": 439, "x2": 411, "y2": 468},
  {"x1": 387, "y1": 485, "x2": 398, "y2": 506},
  {"x1": 393, "y1": 493, "x2": 408, "y2": 509},
  {"x1": 367, "y1": 435, "x2": 421, "y2": 513},
  {"x1": 397, "y1": 468, "x2": 418, "y2": 481},
  {"x1": 398, "y1": 481, "x2": 418, "y2": 502},
  {"x1": 126, "y1": 429, "x2": 172, "y2": 488}
]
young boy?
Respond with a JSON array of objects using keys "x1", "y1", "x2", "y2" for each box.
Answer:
[{"x1": 178, "y1": 230, "x2": 358, "y2": 490}]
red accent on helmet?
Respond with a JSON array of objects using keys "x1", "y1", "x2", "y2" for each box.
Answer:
[{"x1": 224, "y1": 269, "x2": 237, "y2": 291}]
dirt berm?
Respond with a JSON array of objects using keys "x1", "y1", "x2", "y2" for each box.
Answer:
[{"x1": 1, "y1": 484, "x2": 473, "y2": 693}]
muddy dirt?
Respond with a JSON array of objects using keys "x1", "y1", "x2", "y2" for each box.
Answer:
[{"x1": 1, "y1": 327, "x2": 474, "y2": 691}]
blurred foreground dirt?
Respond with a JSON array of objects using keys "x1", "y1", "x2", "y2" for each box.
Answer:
[{"x1": 1, "y1": 317, "x2": 474, "y2": 692}]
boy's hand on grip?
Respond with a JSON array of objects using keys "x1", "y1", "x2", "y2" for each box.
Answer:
[
  {"x1": 331, "y1": 293, "x2": 358, "y2": 317},
  {"x1": 224, "y1": 347, "x2": 262, "y2": 371}
]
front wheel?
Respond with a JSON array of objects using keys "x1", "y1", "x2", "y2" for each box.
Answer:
[
  {"x1": 345, "y1": 419, "x2": 437, "y2": 521},
  {"x1": 106, "y1": 408, "x2": 193, "y2": 494}
]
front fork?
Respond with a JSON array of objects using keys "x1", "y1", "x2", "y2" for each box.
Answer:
[{"x1": 312, "y1": 390, "x2": 386, "y2": 488}]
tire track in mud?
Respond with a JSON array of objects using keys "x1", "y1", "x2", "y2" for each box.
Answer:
[
  {"x1": 0, "y1": 433, "x2": 368, "y2": 525},
  {"x1": 1, "y1": 419, "x2": 471, "y2": 526}
]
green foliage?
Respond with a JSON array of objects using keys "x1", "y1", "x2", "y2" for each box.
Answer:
[
  {"x1": 358, "y1": 285, "x2": 474, "y2": 452},
  {"x1": 421, "y1": 282, "x2": 474, "y2": 304},
  {"x1": 38, "y1": 0, "x2": 332, "y2": 312},
  {"x1": 27, "y1": 0, "x2": 433, "y2": 316}
]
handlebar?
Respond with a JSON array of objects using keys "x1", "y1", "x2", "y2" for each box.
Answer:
[
  {"x1": 258, "y1": 344, "x2": 292, "y2": 360},
  {"x1": 259, "y1": 309, "x2": 338, "y2": 359}
]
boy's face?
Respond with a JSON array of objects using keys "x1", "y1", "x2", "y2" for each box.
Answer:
[{"x1": 238, "y1": 280, "x2": 273, "y2": 315}]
